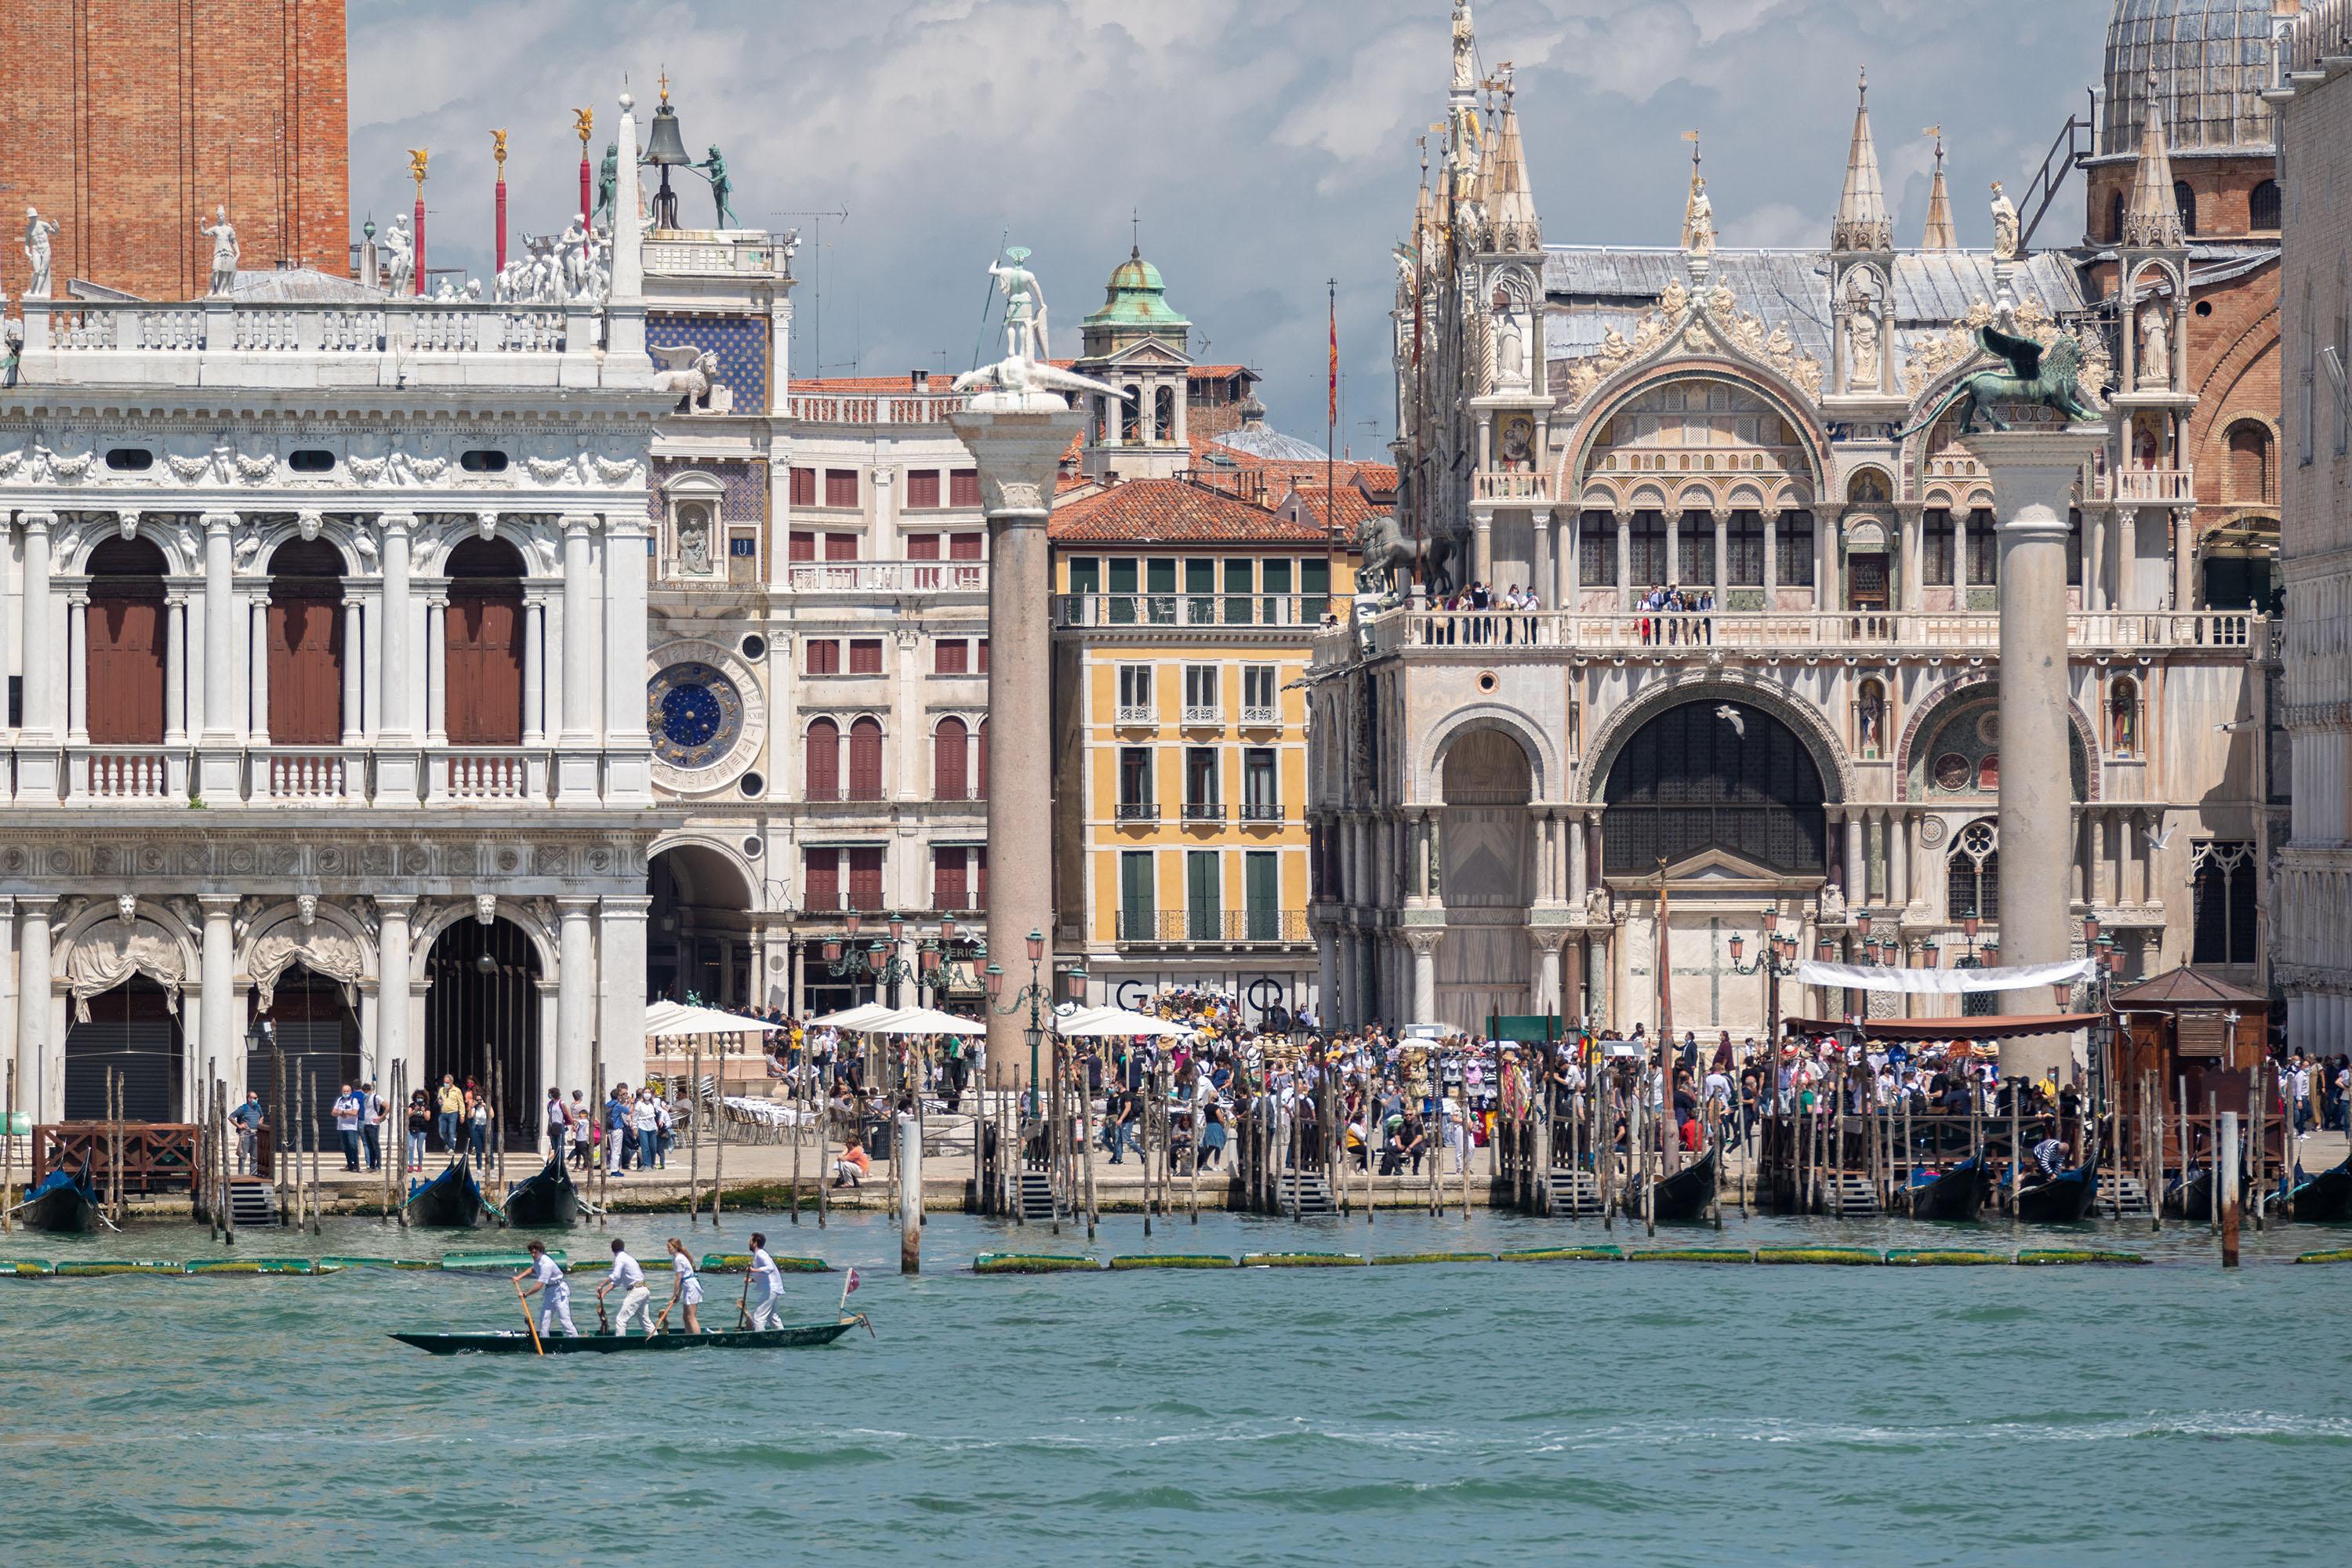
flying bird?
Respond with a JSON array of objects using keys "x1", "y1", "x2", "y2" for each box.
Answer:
[
  {"x1": 2144, "y1": 821, "x2": 2177, "y2": 852},
  {"x1": 1715, "y1": 705, "x2": 1745, "y2": 738}
]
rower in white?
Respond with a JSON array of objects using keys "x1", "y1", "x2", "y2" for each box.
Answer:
[
  {"x1": 513, "y1": 1240, "x2": 576, "y2": 1337},
  {"x1": 746, "y1": 1231, "x2": 786, "y2": 1330},
  {"x1": 601, "y1": 1239, "x2": 653, "y2": 1335},
  {"x1": 662, "y1": 1237, "x2": 705, "y2": 1334}
]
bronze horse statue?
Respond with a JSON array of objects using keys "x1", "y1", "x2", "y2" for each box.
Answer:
[
  {"x1": 1898, "y1": 322, "x2": 2103, "y2": 440},
  {"x1": 1357, "y1": 511, "x2": 1457, "y2": 601}
]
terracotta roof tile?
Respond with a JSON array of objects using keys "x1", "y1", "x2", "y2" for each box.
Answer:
[
  {"x1": 1049, "y1": 477, "x2": 1329, "y2": 545},
  {"x1": 1278, "y1": 484, "x2": 1381, "y2": 532}
]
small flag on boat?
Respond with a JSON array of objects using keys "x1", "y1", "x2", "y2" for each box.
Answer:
[{"x1": 844, "y1": 1267, "x2": 860, "y2": 1296}]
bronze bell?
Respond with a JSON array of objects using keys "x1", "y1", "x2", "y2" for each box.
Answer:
[{"x1": 642, "y1": 88, "x2": 691, "y2": 230}]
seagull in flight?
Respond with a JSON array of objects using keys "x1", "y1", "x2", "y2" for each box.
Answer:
[
  {"x1": 2144, "y1": 820, "x2": 2177, "y2": 852},
  {"x1": 1715, "y1": 704, "x2": 1745, "y2": 738}
]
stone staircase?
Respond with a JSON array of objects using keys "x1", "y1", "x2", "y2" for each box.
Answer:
[
  {"x1": 227, "y1": 1178, "x2": 278, "y2": 1228},
  {"x1": 1015, "y1": 1171, "x2": 1058, "y2": 1221},
  {"x1": 1820, "y1": 1172, "x2": 1882, "y2": 1216},
  {"x1": 2096, "y1": 1172, "x2": 2153, "y2": 1215},
  {"x1": 1544, "y1": 1168, "x2": 1606, "y2": 1216},
  {"x1": 1275, "y1": 1171, "x2": 1336, "y2": 1217}
]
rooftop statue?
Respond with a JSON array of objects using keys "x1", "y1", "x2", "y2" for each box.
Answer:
[
  {"x1": 1897, "y1": 318, "x2": 2101, "y2": 438},
  {"x1": 952, "y1": 245, "x2": 1127, "y2": 412},
  {"x1": 697, "y1": 146, "x2": 737, "y2": 228},
  {"x1": 24, "y1": 207, "x2": 60, "y2": 299},
  {"x1": 1988, "y1": 181, "x2": 2020, "y2": 262},
  {"x1": 198, "y1": 204, "x2": 240, "y2": 296}
]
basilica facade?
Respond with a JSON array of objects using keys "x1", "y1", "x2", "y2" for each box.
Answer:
[{"x1": 1308, "y1": 3, "x2": 2285, "y2": 1039}]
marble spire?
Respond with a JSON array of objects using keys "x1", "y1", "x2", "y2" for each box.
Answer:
[
  {"x1": 1921, "y1": 128, "x2": 1958, "y2": 252},
  {"x1": 1830, "y1": 67, "x2": 1893, "y2": 252},
  {"x1": 1487, "y1": 73, "x2": 1541, "y2": 250},
  {"x1": 2120, "y1": 68, "x2": 2186, "y2": 249}
]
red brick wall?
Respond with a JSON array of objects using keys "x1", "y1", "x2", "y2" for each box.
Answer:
[{"x1": 2, "y1": 0, "x2": 347, "y2": 302}]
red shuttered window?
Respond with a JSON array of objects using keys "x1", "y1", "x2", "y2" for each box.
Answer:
[
  {"x1": 848, "y1": 847, "x2": 885, "y2": 909},
  {"x1": 949, "y1": 469, "x2": 981, "y2": 507},
  {"x1": 803, "y1": 848, "x2": 839, "y2": 911},
  {"x1": 805, "y1": 719, "x2": 840, "y2": 800},
  {"x1": 848, "y1": 717, "x2": 884, "y2": 800},
  {"x1": 934, "y1": 717, "x2": 969, "y2": 800},
  {"x1": 825, "y1": 470, "x2": 859, "y2": 509},
  {"x1": 906, "y1": 470, "x2": 941, "y2": 509}
]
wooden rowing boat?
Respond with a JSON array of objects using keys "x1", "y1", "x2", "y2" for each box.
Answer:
[
  {"x1": 2163, "y1": 1167, "x2": 2214, "y2": 1222},
  {"x1": 17, "y1": 1168, "x2": 99, "y2": 1234},
  {"x1": 498, "y1": 1151, "x2": 579, "y2": 1229},
  {"x1": 402, "y1": 1161, "x2": 488, "y2": 1229},
  {"x1": 390, "y1": 1317, "x2": 865, "y2": 1355},
  {"x1": 2288, "y1": 1160, "x2": 2352, "y2": 1223},
  {"x1": 1907, "y1": 1157, "x2": 1991, "y2": 1221},
  {"x1": 2013, "y1": 1160, "x2": 2099, "y2": 1225},
  {"x1": 1621, "y1": 1150, "x2": 1716, "y2": 1224}
]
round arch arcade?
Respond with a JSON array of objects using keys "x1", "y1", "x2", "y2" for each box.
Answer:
[{"x1": 422, "y1": 916, "x2": 543, "y2": 1151}]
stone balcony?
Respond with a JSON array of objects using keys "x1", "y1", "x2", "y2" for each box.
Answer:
[
  {"x1": 1316, "y1": 605, "x2": 2269, "y2": 668},
  {"x1": 778, "y1": 559, "x2": 988, "y2": 597},
  {"x1": 2085, "y1": 464, "x2": 2198, "y2": 506},
  {"x1": 1473, "y1": 470, "x2": 1552, "y2": 504},
  {"x1": 782, "y1": 391, "x2": 971, "y2": 426},
  {"x1": 17, "y1": 742, "x2": 602, "y2": 809}
]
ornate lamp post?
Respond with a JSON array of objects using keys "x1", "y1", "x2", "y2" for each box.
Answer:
[{"x1": 1728, "y1": 913, "x2": 1805, "y2": 1051}]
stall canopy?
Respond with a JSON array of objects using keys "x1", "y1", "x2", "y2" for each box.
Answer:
[
  {"x1": 803, "y1": 1003, "x2": 897, "y2": 1031},
  {"x1": 1795, "y1": 958, "x2": 2096, "y2": 994},
  {"x1": 1055, "y1": 1006, "x2": 1197, "y2": 1039},
  {"x1": 645, "y1": 1003, "x2": 777, "y2": 1040},
  {"x1": 862, "y1": 1005, "x2": 984, "y2": 1036}
]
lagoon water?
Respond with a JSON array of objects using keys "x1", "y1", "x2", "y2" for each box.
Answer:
[{"x1": 1, "y1": 1208, "x2": 2343, "y2": 1567}]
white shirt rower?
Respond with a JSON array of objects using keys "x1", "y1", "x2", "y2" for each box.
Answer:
[
  {"x1": 602, "y1": 1243, "x2": 654, "y2": 1335},
  {"x1": 746, "y1": 1237, "x2": 786, "y2": 1330},
  {"x1": 518, "y1": 1248, "x2": 575, "y2": 1337}
]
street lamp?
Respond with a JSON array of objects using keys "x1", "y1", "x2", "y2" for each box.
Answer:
[
  {"x1": 1730, "y1": 906, "x2": 1806, "y2": 1051},
  {"x1": 985, "y1": 927, "x2": 1058, "y2": 1102}
]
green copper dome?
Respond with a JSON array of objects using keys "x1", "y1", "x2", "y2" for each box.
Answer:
[{"x1": 1084, "y1": 246, "x2": 1191, "y2": 333}]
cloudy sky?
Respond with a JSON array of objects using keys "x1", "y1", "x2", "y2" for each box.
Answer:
[{"x1": 353, "y1": 1, "x2": 2111, "y2": 454}]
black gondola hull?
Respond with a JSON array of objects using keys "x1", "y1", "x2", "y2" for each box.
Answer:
[
  {"x1": 2288, "y1": 1162, "x2": 2352, "y2": 1223},
  {"x1": 1623, "y1": 1151, "x2": 1717, "y2": 1224},
  {"x1": 1908, "y1": 1159, "x2": 1990, "y2": 1221},
  {"x1": 403, "y1": 1163, "x2": 488, "y2": 1229},
  {"x1": 2014, "y1": 1163, "x2": 2099, "y2": 1225},
  {"x1": 19, "y1": 1175, "x2": 99, "y2": 1234},
  {"x1": 499, "y1": 1153, "x2": 579, "y2": 1229},
  {"x1": 391, "y1": 1319, "x2": 862, "y2": 1355},
  {"x1": 2164, "y1": 1169, "x2": 2214, "y2": 1222}
]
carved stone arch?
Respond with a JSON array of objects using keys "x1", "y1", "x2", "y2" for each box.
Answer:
[
  {"x1": 1627, "y1": 482, "x2": 1670, "y2": 510},
  {"x1": 412, "y1": 896, "x2": 561, "y2": 978},
  {"x1": 647, "y1": 829, "x2": 768, "y2": 914},
  {"x1": 1672, "y1": 481, "x2": 1717, "y2": 515},
  {"x1": 1892, "y1": 671, "x2": 2100, "y2": 803},
  {"x1": 1577, "y1": 671, "x2": 1854, "y2": 804},
  {"x1": 1560, "y1": 359, "x2": 1833, "y2": 508},
  {"x1": 1488, "y1": 263, "x2": 1537, "y2": 312},
  {"x1": 52, "y1": 896, "x2": 200, "y2": 1021},
  {"x1": 54, "y1": 896, "x2": 203, "y2": 981},
  {"x1": 59, "y1": 517, "x2": 193, "y2": 578},
  {"x1": 1417, "y1": 704, "x2": 1560, "y2": 806},
  {"x1": 2123, "y1": 256, "x2": 2184, "y2": 306},
  {"x1": 235, "y1": 898, "x2": 379, "y2": 976},
  {"x1": 250, "y1": 514, "x2": 366, "y2": 578},
  {"x1": 416, "y1": 516, "x2": 557, "y2": 580},
  {"x1": 1726, "y1": 481, "x2": 1768, "y2": 512}
]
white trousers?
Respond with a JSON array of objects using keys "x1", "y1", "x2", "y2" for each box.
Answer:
[
  {"x1": 746, "y1": 1281, "x2": 784, "y2": 1330},
  {"x1": 614, "y1": 1283, "x2": 654, "y2": 1334},
  {"x1": 539, "y1": 1287, "x2": 578, "y2": 1336}
]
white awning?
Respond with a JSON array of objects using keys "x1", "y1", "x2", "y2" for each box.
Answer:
[
  {"x1": 803, "y1": 1002, "x2": 898, "y2": 1031},
  {"x1": 644, "y1": 1004, "x2": 778, "y2": 1040},
  {"x1": 1055, "y1": 1006, "x2": 1198, "y2": 1039},
  {"x1": 862, "y1": 1006, "x2": 984, "y2": 1036},
  {"x1": 1794, "y1": 957, "x2": 2096, "y2": 995}
]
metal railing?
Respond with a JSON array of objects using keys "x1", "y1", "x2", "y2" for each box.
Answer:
[
  {"x1": 780, "y1": 561, "x2": 986, "y2": 595},
  {"x1": 1055, "y1": 593, "x2": 1329, "y2": 630},
  {"x1": 1181, "y1": 802, "x2": 1226, "y2": 823},
  {"x1": 1114, "y1": 802, "x2": 1160, "y2": 823},
  {"x1": 1116, "y1": 909, "x2": 1310, "y2": 946},
  {"x1": 1239, "y1": 802, "x2": 1284, "y2": 823}
]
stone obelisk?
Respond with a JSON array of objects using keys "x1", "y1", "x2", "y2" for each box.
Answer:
[
  {"x1": 1972, "y1": 425, "x2": 2101, "y2": 1079},
  {"x1": 947, "y1": 246, "x2": 1102, "y2": 1088}
]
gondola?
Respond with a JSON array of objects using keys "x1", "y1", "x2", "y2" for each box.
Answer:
[
  {"x1": 2013, "y1": 1160, "x2": 2099, "y2": 1225},
  {"x1": 390, "y1": 1318, "x2": 865, "y2": 1355},
  {"x1": 2163, "y1": 1168, "x2": 2214, "y2": 1222},
  {"x1": 1623, "y1": 1150, "x2": 1717, "y2": 1223},
  {"x1": 1905, "y1": 1156, "x2": 1991, "y2": 1221},
  {"x1": 2287, "y1": 1160, "x2": 2352, "y2": 1223},
  {"x1": 16, "y1": 1167, "x2": 99, "y2": 1234},
  {"x1": 403, "y1": 1160, "x2": 489, "y2": 1229},
  {"x1": 497, "y1": 1150, "x2": 579, "y2": 1229}
]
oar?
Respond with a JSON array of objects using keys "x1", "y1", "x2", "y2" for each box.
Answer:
[
  {"x1": 735, "y1": 1274, "x2": 750, "y2": 1330},
  {"x1": 514, "y1": 1281, "x2": 545, "y2": 1357}
]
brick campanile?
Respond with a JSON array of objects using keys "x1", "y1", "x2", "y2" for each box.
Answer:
[{"x1": 2, "y1": 0, "x2": 349, "y2": 301}]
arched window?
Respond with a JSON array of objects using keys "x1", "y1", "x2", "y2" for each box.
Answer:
[
  {"x1": 2108, "y1": 677, "x2": 2140, "y2": 757},
  {"x1": 2108, "y1": 191, "x2": 2126, "y2": 245},
  {"x1": 933, "y1": 717, "x2": 969, "y2": 801},
  {"x1": 1947, "y1": 819, "x2": 1998, "y2": 923},
  {"x1": 2173, "y1": 180, "x2": 2197, "y2": 238},
  {"x1": 2251, "y1": 180, "x2": 2281, "y2": 232},
  {"x1": 2191, "y1": 841, "x2": 2258, "y2": 964},
  {"x1": 1154, "y1": 385, "x2": 1176, "y2": 443},
  {"x1": 1121, "y1": 386, "x2": 1142, "y2": 443},
  {"x1": 804, "y1": 719, "x2": 840, "y2": 800},
  {"x1": 2225, "y1": 420, "x2": 2274, "y2": 505},
  {"x1": 975, "y1": 717, "x2": 989, "y2": 800},
  {"x1": 1855, "y1": 679, "x2": 1886, "y2": 761},
  {"x1": 85, "y1": 535, "x2": 169, "y2": 746},
  {"x1": 267, "y1": 537, "x2": 346, "y2": 745},
  {"x1": 848, "y1": 717, "x2": 884, "y2": 800},
  {"x1": 443, "y1": 537, "x2": 524, "y2": 746},
  {"x1": 1602, "y1": 700, "x2": 1828, "y2": 876}
]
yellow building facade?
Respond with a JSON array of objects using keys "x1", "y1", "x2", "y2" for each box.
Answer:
[{"x1": 1049, "y1": 476, "x2": 1359, "y2": 1020}]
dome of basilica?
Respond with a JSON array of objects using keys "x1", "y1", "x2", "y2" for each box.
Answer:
[{"x1": 2102, "y1": 0, "x2": 2285, "y2": 156}]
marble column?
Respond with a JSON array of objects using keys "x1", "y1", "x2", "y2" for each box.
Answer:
[
  {"x1": 1568, "y1": 812, "x2": 1589, "y2": 907},
  {"x1": 1763, "y1": 511, "x2": 1780, "y2": 604},
  {"x1": 1534, "y1": 933, "x2": 1563, "y2": 1018},
  {"x1": 65, "y1": 593, "x2": 89, "y2": 743},
  {"x1": 376, "y1": 515, "x2": 420, "y2": 799},
  {"x1": 198, "y1": 897, "x2": 238, "y2": 1106},
  {"x1": 597, "y1": 898, "x2": 652, "y2": 1092},
  {"x1": 1615, "y1": 511, "x2": 1633, "y2": 604},
  {"x1": 16, "y1": 900, "x2": 54, "y2": 1123},
  {"x1": 1975, "y1": 426, "x2": 2104, "y2": 1077},
  {"x1": 1843, "y1": 810, "x2": 1866, "y2": 904},
  {"x1": 248, "y1": 597, "x2": 271, "y2": 745},
  {"x1": 0, "y1": 900, "x2": 12, "y2": 1125},
  {"x1": 1408, "y1": 931, "x2": 1441, "y2": 1025},
  {"x1": 522, "y1": 594, "x2": 548, "y2": 746},
  {"x1": 1471, "y1": 510, "x2": 1494, "y2": 586},
  {"x1": 165, "y1": 593, "x2": 189, "y2": 742},
  {"x1": 2086, "y1": 510, "x2": 2107, "y2": 611},
  {"x1": 558, "y1": 514, "x2": 597, "y2": 743},
  {"x1": 1889, "y1": 808, "x2": 1910, "y2": 910},
  {"x1": 1314, "y1": 921, "x2": 1338, "y2": 1022},
  {"x1": 376, "y1": 899, "x2": 418, "y2": 1109},
  {"x1": 19, "y1": 516, "x2": 57, "y2": 754},
  {"x1": 1531, "y1": 511, "x2": 1554, "y2": 608},
  {"x1": 424, "y1": 596, "x2": 449, "y2": 745},
  {"x1": 1712, "y1": 510, "x2": 1730, "y2": 598},
  {"x1": 340, "y1": 597, "x2": 365, "y2": 744},
  {"x1": 199, "y1": 514, "x2": 238, "y2": 741},
  {"x1": 601, "y1": 509, "x2": 653, "y2": 802},
  {"x1": 556, "y1": 899, "x2": 596, "y2": 1102},
  {"x1": 2117, "y1": 509, "x2": 2140, "y2": 612},
  {"x1": 949, "y1": 400, "x2": 1086, "y2": 1086},
  {"x1": 2174, "y1": 510, "x2": 2194, "y2": 610}
]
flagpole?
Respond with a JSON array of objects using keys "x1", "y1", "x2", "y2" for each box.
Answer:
[{"x1": 1326, "y1": 278, "x2": 1338, "y2": 604}]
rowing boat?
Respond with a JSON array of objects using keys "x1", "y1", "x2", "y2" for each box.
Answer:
[
  {"x1": 390, "y1": 1317, "x2": 865, "y2": 1355},
  {"x1": 402, "y1": 1161, "x2": 488, "y2": 1229},
  {"x1": 1907, "y1": 1157, "x2": 1991, "y2": 1221},
  {"x1": 2013, "y1": 1160, "x2": 2099, "y2": 1225},
  {"x1": 2288, "y1": 1159, "x2": 2352, "y2": 1223},
  {"x1": 498, "y1": 1151, "x2": 579, "y2": 1229},
  {"x1": 1622, "y1": 1150, "x2": 1716, "y2": 1224},
  {"x1": 17, "y1": 1167, "x2": 99, "y2": 1234}
]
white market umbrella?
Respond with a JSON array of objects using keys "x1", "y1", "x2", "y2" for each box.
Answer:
[
  {"x1": 804, "y1": 1002, "x2": 897, "y2": 1032},
  {"x1": 645, "y1": 1004, "x2": 777, "y2": 1040},
  {"x1": 863, "y1": 1005, "x2": 984, "y2": 1036},
  {"x1": 1056, "y1": 1006, "x2": 1197, "y2": 1039}
]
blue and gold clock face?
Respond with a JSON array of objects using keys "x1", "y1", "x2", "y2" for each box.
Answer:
[{"x1": 648, "y1": 662, "x2": 744, "y2": 771}]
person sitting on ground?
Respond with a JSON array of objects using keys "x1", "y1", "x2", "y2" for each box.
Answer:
[{"x1": 832, "y1": 1135, "x2": 871, "y2": 1189}]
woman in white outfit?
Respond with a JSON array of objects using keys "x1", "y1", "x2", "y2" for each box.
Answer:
[{"x1": 662, "y1": 1236, "x2": 705, "y2": 1334}]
